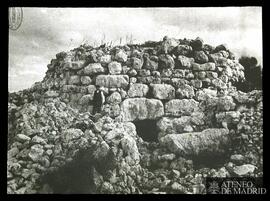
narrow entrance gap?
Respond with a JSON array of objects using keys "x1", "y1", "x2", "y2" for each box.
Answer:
[
  {"x1": 39, "y1": 149, "x2": 96, "y2": 194},
  {"x1": 133, "y1": 119, "x2": 159, "y2": 142}
]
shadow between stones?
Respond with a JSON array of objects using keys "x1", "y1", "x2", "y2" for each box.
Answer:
[{"x1": 133, "y1": 119, "x2": 159, "y2": 142}]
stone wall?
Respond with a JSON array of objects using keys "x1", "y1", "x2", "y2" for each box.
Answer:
[
  {"x1": 25, "y1": 37, "x2": 245, "y2": 139},
  {"x1": 7, "y1": 37, "x2": 263, "y2": 194}
]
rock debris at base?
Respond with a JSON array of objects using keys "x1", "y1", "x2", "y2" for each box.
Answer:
[{"x1": 8, "y1": 36, "x2": 262, "y2": 194}]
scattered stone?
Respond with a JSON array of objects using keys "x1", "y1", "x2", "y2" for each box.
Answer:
[
  {"x1": 17, "y1": 134, "x2": 31, "y2": 142},
  {"x1": 232, "y1": 164, "x2": 256, "y2": 176}
]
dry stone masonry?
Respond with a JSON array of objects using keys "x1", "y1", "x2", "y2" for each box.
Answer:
[{"x1": 8, "y1": 36, "x2": 262, "y2": 194}]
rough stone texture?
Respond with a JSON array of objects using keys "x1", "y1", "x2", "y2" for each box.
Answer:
[
  {"x1": 115, "y1": 50, "x2": 128, "y2": 62},
  {"x1": 160, "y1": 128, "x2": 230, "y2": 155},
  {"x1": 165, "y1": 99, "x2": 200, "y2": 116},
  {"x1": 7, "y1": 36, "x2": 262, "y2": 194},
  {"x1": 108, "y1": 61, "x2": 122, "y2": 75},
  {"x1": 81, "y1": 76, "x2": 92, "y2": 85},
  {"x1": 127, "y1": 83, "x2": 149, "y2": 98},
  {"x1": 176, "y1": 84, "x2": 195, "y2": 99},
  {"x1": 176, "y1": 55, "x2": 193, "y2": 69},
  {"x1": 96, "y1": 75, "x2": 129, "y2": 88},
  {"x1": 194, "y1": 51, "x2": 208, "y2": 64},
  {"x1": 65, "y1": 61, "x2": 85, "y2": 70},
  {"x1": 158, "y1": 54, "x2": 175, "y2": 69},
  {"x1": 152, "y1": 84, "x2": 175, "y2": 100},
  {"x1": 173, "y1": 45, "x2": 193, "y2": 57},
  {"x1": 192, "y1": 62, "x2": 216, "y2": 71},
  {"x1": 107, "y1": 92, "x2": 122, "y2": 105},
  {"x1": 120, "y1": 98, "x2": 164, "y2": 121},
  {"x1": 84, "y1": 63, "x2": 104, "y2": 75},
  {"x1": 232, "y1": 164, "x2": 256, "y2": 176},
  {"x1": 157, "y1": 112, "x2": 205, "y2": 138},
  {"x1": 68, "y1": 75, "x2": 81, "y2": 85}
]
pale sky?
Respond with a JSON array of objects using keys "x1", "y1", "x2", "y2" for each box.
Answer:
[{"x1": 8, "y1": 7, "x2": 262, "y2": 92}]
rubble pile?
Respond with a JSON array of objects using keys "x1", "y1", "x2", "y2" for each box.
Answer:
[{"x1": 8, "y1": 36, "x2": 262, "y2": 194}]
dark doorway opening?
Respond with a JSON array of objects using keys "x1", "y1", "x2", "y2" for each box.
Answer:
[
  {"x1": 40, "y1": 149, "x2": 96, "y2": 194},
  {"x1": 134, "y1": 120, "x2": 158, "y2": 142}
]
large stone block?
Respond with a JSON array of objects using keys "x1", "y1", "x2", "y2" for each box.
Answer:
[
  {"x1": 152, "y1": 84, "x2": 175, "y2": 100},
  {"x1": 96, "y1": 75, "x2": 129, "y2": 88},
  {"x1": 84, "y1": 63, "x2": 105, "y2": 75},
  {"x1": 120, "y1": 98, "x2": 164, "y2": 121},
  {"x1": 165, "y1": 99, "x2": 199, "y2": 116},
  {"x1": 127, "y1": 83, "x2": 149, "y2": 98},
  {"x1": 157, "y1": 112, "x2": 205, "y2": 137},
  {"x1": 160, "y1": 128, "x2": 229, "y2": 155}
]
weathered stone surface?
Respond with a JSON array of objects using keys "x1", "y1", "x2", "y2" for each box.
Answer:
[
  {"x1": 84, "y1": 63, "x2": 104, "y2": 75},
  {"x1": 176, "y1": 84, "x2": 194, "y2": 99},
  {"x1": 107, "y1": 92, "x2": 122, "y2": 105},
  {"x1": 191, "y1": 37, "x2": 204, "y2": 51},
  {"x1": 158, "y1": 54, "x2": 175, "y2": 69},
  {"x1": 121, "y1": 136, "x2": 140, "y2": 165},
  {"x1": 137, "y1": 76, "x2": 161, "y2": 85},
  {"x1": 120, "y1": 98, "x2": 164, "y2": 121},
  {"x1": 138, "y1": 69, "x2": 151, "y2": 77},
  {"x1": 216, "y1": 96, "x2": 236, "y2": 111},
  {"x1": 230, "y1": 154, "x2": 245, "y2": 164},
  {"x1": 190, "y1": 79, "x2": 202, "y2": 88},
  {"x1": 165, "y1": 99, "x2": 200, "y2": 116},
  {"x1": 103, "y1": 104, "x2": 121, "y2": 118},
  {"x1": 64, "y1": 60, "x2": 85, "y2": 70},
  {"x1": 173, "y1": 45, "x2": 193, "y2": 57},
  {"x1": 195, "y1": 88, "x2": 217, "y2": 101},
  {"x1": 100, "y1": 55, "x2": 112, "y2": 64},
  {"x1": 160, "y1": 128, "x2": 229, "y2": 155},
  {"x1": 232, "y1": 164, "x2": 256, "y2": 176},
  {"x1": 192, "y1": 62, "x2": 216, "y2": 71},
  {"x1": 61, "y1": 128, "x2": 84, "y2": 142},
  {"x1": 79, "y1": 94, "x2": 93, "y2": 105},
  {"x1": 132, "y1": 58, "x2": 143, "y2": 70},
  {"x1": 215, "y1": 111, "x2": 240, "y2": 126},
  {"x1": 172, "y1": 69, "x2": 188, "y2": 78},
  {"x1": 87, "y1": 85, "x2": 96, "y2": 95},
  {"x1": 128, "y1": 69, "x2": 137, "y2": 77},
  {"x1": 194, "y1": 51, "x2": 208, "y2": 64},
  {"x1": 108, "y1": 61, "x2": 122, "y2": 75},
  {"x1": 17, "y1": 134, "x2": 31, "y2": 142},
  {"x1": 31, "y1": 136, "x2": 46, "y2": 145},
  {"x1": 28, "y1": 144, "x2": 44, "y2": 162},
  {"x1": 44, "y1": 90, "x2": 59, "y2": 98},
  {"x1": 115, "y1": 50, "x2": 128, "y2": 62},
  {"x1": 68, "y1": 75, "x2": 81, "y2": 85},
  {"x1": 212, "y1": 78, "x2": 227, "y2": 89},
  {"x1": 96, "y1": 75, "x2": 129, "y2": 88},
  {"x1": 142, "y1": 57, "x2": 158, "y2": 71},
  {"x1": 81, "y1": 76, "x2": 92, "y2": 85},
  {"x1": 128, "y1": 83, "x2": 149, "y2": 98},
  {"x1": 157, "y1": 112, "x2": 205, "y2": 137},
  {"x1": 176, "y1": 55, "x2": 193, "y2": 69},
  {"x1": 152, "y1": 84, "x2": 175, "y2": 100}
]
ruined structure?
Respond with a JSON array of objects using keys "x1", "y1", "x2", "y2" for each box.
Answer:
[{"x1": 8, "y1": 37, "x2": 263, "y2": 194}]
